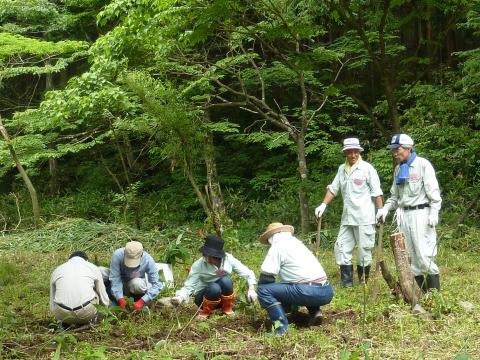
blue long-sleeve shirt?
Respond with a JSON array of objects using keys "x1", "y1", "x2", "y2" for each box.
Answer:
[{"x1": 109, "y1": 248, "x2": 163, "y2": 302}]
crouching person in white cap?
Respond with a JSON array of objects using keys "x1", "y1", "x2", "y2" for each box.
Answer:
[
  {"x1": 257, "y1": 223, "x2": 334, "y2": 336},
  {"x1": 106, "y1": 241, "x2": 163, "y2": 311},
  {"x1": 315, "y1": 137, "x2": 383, "y2": 287},
  {"x1": 170, "y1": 235, "x2": 257, "y2": 320},
  {"x1": 377, "y1": 134, "x2": 442, "y2": 291},
  {"x1": 50, "y1": 251, "x2": 110, "y2": 325}
]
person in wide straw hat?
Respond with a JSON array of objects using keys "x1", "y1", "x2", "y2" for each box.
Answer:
[
  {"x1": 314, "y1": 137, "x2": 384, "y2": 287},
  {"x1": 257, "y1": 222, "x2": 334, "y2": 336},
  {"x1": 170, "y1": 235, "x2": 257, "y2": 320}
]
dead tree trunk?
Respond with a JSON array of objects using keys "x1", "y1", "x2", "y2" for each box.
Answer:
[{"x1": 390, "y1": 232, "x2": 422, "y2": 305}]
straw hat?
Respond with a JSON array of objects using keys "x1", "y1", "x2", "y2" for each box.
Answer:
[
  {"x1": 259, "y1": 222, "x2": 294, "y2": 244},
  {"x1": 124, "y1": 241, "x2": 143, "y2": 267}
]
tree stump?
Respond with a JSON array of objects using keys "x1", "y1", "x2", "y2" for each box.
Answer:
[{"x1": 389, "y1": 232, "x2": 422, "y2": 305}]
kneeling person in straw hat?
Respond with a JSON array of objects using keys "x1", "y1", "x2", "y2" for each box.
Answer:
[
  {"x1": 315, "y1": 137, "x2": 383, "y2": 287},
  {"x1": 106, "y1": 241, "x2": 163, "y2": 311},
  {"x1": 50, "y1": 251, "x2": 110, "y2": 325},
  {"x1": 257, "y1": 223, "x2": 334, "y2": 336},
  {"x1": 170, "y1": 235, "x2": 257, "y2": 320}
]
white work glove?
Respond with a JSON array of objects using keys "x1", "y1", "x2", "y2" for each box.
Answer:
[
  {"x1": 376, "y1": 205, "x2": 390, "y2": 223},
  {"x1": 247, "y1": 289, "x2": 258, "y2": 303},
  {"x1": 428, "y1": 210, "x2": 438, "y2": 227},
  {"x1": 315, "y1": 203, "x2": 327, "y2": 218},
  {"x1": 170, "y1": 296, "x2": 183, "y2": 306}
]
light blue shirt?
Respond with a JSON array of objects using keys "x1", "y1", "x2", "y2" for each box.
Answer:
[
  {"x1": 176, "y1": 253, "x2": 257, "y2": 303},
  {"x1": 109, "y1": 248, "x2": 163, "y2": 302}
]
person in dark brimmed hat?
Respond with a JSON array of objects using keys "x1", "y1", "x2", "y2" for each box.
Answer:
[
  {"x1": 170, "y1": 235, "x2": 257, "y2": 320},
  {"x1": 257, "y1": 223, "x2": 334, "y2": 336},
  {"x1": 314, "y1": 137, "x2": 384, "y2": 287}
]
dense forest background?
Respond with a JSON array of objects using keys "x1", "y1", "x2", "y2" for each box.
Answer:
[{"x1": 1, "y1": 0, "x2": 479, "y2": 239}]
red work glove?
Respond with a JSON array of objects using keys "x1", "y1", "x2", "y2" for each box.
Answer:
[
  {"x1": 117, "y1": 298, "x2": 128, "y2": 309},
  {"x1": 133, "y1": 299, "x2": 145, "y2": 311}
]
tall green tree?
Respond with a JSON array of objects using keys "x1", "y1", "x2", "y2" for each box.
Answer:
[{"x1": 97, "y1": 0, "x2": 354, "y2": 233}]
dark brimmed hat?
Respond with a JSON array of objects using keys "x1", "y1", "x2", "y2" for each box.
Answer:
[
  {"x1": 199, "y1": 235, "x2": 226, "y2": 259},
  {"x1": 259, "y1": 222, "x2": 294, "y2": 244}
]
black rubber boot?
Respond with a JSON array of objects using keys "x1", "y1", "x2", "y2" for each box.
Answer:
[
  {"x1": 426, "y1": 274, "x2": 440, "y2": 291},
  {"x1": 357, "y1": 265, "x2": 371, "y2": 285},
  {"x1": 307, "y1": 307, "x2": 323, "y2": 326},
  {"x1": 415, "y1": 275, "x2": 428, "y2": 292},
  {"x1": 340, "y1": 265, "x2": 354, "y2": 287}
]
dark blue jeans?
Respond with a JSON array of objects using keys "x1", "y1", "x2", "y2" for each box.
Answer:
[
  {"x1": 194, "y1": 276, "x2": 234, "y2": 306},
  {"x1": 257, "y1": 282, "x2": 334, "y2": 315}
]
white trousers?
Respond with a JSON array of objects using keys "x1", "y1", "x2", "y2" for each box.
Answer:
[
  {"x1": 52, "y1": 297, "x2": 99, "y2": 325},
  {"x1": 334, "y1": 224, "x2": 376, "y2": 267},
  {"x1": 396, "y1": 208, "x2": 439, "y2": 276}
]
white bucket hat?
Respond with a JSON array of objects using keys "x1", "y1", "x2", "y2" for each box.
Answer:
[
  {"x1": 342, "y1": 137, "x2": 364, "y2": 152},
  {"x1": 124, "y1": 241, "x2": 143, "y2": 267},
  {"x1": 388, "y1": 134, "x2": 414, "y2": 149}
]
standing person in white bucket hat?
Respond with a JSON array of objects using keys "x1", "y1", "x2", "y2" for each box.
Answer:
[
  {"x1": 314, "y1": 137, "x2": 384, "y2": 287},
  {"x1": 376, "y1": 134, "x2": 442, "y2": 291}
]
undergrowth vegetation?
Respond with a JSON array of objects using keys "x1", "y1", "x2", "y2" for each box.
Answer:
[{"x1": 0, "y1": 219, "x2": 479, "y2": 359}]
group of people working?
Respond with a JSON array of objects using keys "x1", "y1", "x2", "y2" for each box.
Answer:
[{"x1": 50, "y1": 133, "x2": 442, "y2": 336}]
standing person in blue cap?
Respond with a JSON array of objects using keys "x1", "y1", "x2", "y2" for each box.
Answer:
[
  {"x1": 170, "y1": 235, "x2": 257, "y2": 320},
  {"x1": 376, "y1": 134, "x2": 442, "y2": 291},
  {"x1": 314, "y1": 137, "x2": 384, "y2": 287}
]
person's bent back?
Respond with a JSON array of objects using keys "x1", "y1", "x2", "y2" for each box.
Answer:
[{"x1": 50, "y1": 251, "x2": 110, "y2": 325}]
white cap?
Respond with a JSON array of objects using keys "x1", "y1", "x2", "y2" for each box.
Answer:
[
  {"x1": 388, "y1": 134, "x2": 414, "y2": 149},
  {"x1": 124, "y1": 241, "x2": 143, "y2": 267},
  {"x1": 342, "y1": 137, "x2": 364, "y2": 152}
]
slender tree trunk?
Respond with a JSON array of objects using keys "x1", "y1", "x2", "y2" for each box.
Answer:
[
  {"x1": 49, "y1": 157, "x2": 59, "y2": 195},
  {"x1": 183, "y1": 157, "x2": 210, "y2": 216},
  {"x1": 0, "y1": 117, "x2": 40, "y2": 227},
  {"x1": 383, "y1": 78, "x2": 400, "y2": 133},
  {"x1": 45, "y1": 68, "x2": 60, "y2": 194},
  {"x1": 204, "y1": 134, "x2": 226, "y2": 237},
  {"x1": 296, "y1": 135, "x2": 310, "y2": 234}
]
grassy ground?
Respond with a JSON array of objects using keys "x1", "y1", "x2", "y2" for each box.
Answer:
[{"x1": 0, "y1": 219, "x2": 479, "y2": 359}]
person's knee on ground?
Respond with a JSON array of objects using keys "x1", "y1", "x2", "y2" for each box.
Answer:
[{"x1": 127, "y1": 278, "x2": 148, "y2": 296}]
